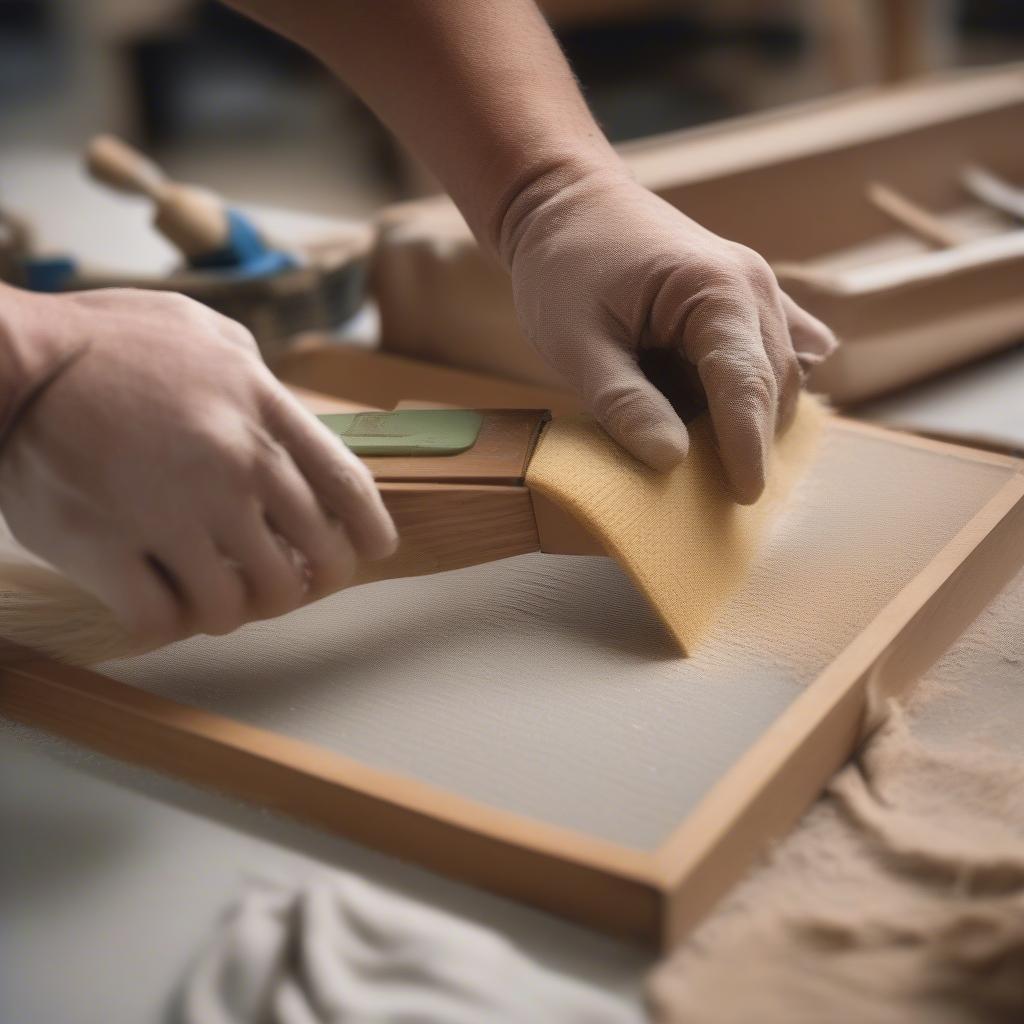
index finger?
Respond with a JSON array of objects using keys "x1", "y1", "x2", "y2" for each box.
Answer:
[{"x1": 261, "y1": 383, "x2": 398, "y2": 561}]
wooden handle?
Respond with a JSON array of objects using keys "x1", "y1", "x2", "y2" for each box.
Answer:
[
  {"x1": 866, "y1": 182, "x2": 960, "y2": 249},
  {"x1": 85, "y1": 134, "x2": 229, "y2": 259},
  {"x1": 351, "y1": 483, "x2": 542, "y2": 589},
  {"x1": 86, "y1": 134, "x2": 167, "y2": 201},
  {"x1": 962, "y1": 165, "x2": 1024, "y2": 222},
  {"x1": 0, "y1": 482, "x2": 555, "y2": 667},
  {"x1": 302, "y1": 398, "x2": 596, "y2": 564}
]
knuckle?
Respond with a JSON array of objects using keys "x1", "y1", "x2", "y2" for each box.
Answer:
[
  {"x1": 219, "y1": 314, "x2": 259, "y2": 352},
  {"x1": 592, "y1": 384, "x2": 652, "y2": 431},
  {"x1": 249, "y1": 425, "x2": 291, "y2": 473},
  {"x1": 691, "y1": 260, "x2": 737, "y2": 294},
  {"x1": 737, "y1": 367, "x2": 778, "y2": 407},
  {"x1": 191, "y1": 414, "x2": 268, "y2": 488},
  {"x1": 258, "y1": 376, "x2": 306, "y2": 427},
  {"x1": 323, "y1": 456, "x2": 373, "y2": 500},
  {"x1": 160, "y1": 291, "x2": 205, "y2": 319},
  {"x1": 729, "y1": 242, "x2": 772, "y2": 280},
  {"x1": 234, "y1": 322, "x2": 258, "y2": 348},
  {"x1": 699, "y1": 245, "x2": 778, "y2": 302},
  {"x1": 705, "y1": 352, "x2": 777, "y2": 407},
  {"x1": 744, "y1": 249, "x2": 774, "y2": 281}
]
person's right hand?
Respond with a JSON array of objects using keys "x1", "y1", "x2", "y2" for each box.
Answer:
[
  {"x1": 0, "y1": 286, "x2": 397, "y2": 648},
  {"x1": 500, "y1": 167, "x2": 837, "y2": 503}
]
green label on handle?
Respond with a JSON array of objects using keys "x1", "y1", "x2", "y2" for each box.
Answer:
[{"x1": 318, "y1": 409, "x2": 483, "y2": 456}]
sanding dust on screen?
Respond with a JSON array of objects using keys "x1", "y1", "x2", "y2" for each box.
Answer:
[{"x1": 102, "y1": 430, "x2": 1013, "y2": 852}]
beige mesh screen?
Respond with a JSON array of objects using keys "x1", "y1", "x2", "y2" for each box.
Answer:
[{"x1": 103, "y1": 428, "x2": 1012, "y2": 850}]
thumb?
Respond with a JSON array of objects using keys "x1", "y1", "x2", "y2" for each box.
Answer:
[{"x1": 555, "y1": 338, "x2": 691, "y2": 471}]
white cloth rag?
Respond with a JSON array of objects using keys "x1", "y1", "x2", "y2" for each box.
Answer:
[{"x1": 177, "y1": 872, "x2": 642, "y2": 1024}]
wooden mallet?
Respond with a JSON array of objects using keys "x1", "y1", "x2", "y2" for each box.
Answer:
[{"x1": 84, "y1": 134, "x2": 295, "y2": 275}]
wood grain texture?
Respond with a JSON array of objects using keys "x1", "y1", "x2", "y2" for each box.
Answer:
[
  {"x1": 363, "y1": 484, "x2": 541, "y2": 585},
  {"x1": 274, "y1": 342, "x2": 580, "y2": 416},
  {"x1": 532, "y1": 491, "x2": 605, "y2": 556}
]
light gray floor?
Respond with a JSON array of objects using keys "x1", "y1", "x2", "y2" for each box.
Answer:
[{"x1": 0, "y1": 724, "x2": 651, "y2": 1024}]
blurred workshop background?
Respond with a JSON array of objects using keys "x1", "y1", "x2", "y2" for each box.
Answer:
[{"x1": 3, "y1": 0, "x2": 1023, "y2": 218}]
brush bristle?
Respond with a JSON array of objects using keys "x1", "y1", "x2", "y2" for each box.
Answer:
[{"x1": 0, "y1": 561, "x2": 139, "y2": 665}]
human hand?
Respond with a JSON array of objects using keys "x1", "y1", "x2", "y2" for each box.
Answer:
[
  {"x1": 500, "y1": 166, "x2": 837, "y2": 502},
  {"x1": 0, "y1": 286, "x2": 396, "y2": 647}
]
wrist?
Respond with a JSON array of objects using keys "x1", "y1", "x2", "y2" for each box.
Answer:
[
  {"x1": 0, "y1": 281, "x2": 70, "y2": 370},
  {"x1": 489, "y1": 154, "x2": 631, "y2": 269},
  {"x1": 0, "y1": 284, "x2": 37, "y2": 405},
  {"x1": 0, "y1": 284, "x2": 77, "y2": 438}
]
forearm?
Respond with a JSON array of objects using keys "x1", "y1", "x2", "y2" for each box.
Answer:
[
  {"x1": 224, "y1": 0, "x2": 620, "y2": 253},
  {"x1": 225, "y1": 1, "x2": 837, "y2": 499}
]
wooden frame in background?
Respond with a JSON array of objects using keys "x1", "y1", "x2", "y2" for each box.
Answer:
[{"x1": 372, "y1": 65, "x2": 1024, "y2": 405}]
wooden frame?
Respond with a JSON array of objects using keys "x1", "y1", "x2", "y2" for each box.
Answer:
[
  {"x1": 372, "y1": 65, "x2": 1024, "y2": 405},
  {"x1": 3, "y1": 416, "x2": 1022, "y2": 949}
]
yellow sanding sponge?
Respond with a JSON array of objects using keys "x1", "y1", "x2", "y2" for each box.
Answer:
[{"x1": 525, "y1": 394, "x2": 828, "y2": 654}]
